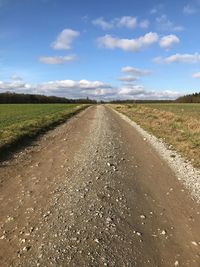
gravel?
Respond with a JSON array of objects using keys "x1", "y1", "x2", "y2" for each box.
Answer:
[{"x1": 113, "y1": 109, "x2": 200, "y2": 202}]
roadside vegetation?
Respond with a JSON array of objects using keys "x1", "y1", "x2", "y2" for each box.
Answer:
[
  {"x1": 112, "y1": 103, "x2": 200, "y2": 168},
  {"x1": 0, "y1": 104, "x2": 89, "y2": 154}
]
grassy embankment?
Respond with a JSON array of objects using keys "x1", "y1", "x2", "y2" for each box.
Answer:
[
  {"x1": 0, "y1": 104, "x2": 89, "y2": 153},
  {"x1": 111, "y1": 103, "x2": 200, "y2": 168}
]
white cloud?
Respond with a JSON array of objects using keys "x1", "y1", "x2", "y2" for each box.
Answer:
[
  {"x1": 97, "y1": 32, "x2": 159, "y2": 52},
  {"x1": 92, "y1": 17, "x2": 113, "y2": 30},
  {"x1": 118, "y1": 76, "x2": 138, "y2": 82},
  {"x1": 39, "y1": 55, "x2": 77, "y2": 64},
  {"x1": 92, "y1": 16, "x2": 151, "y2": 30},
  {"x1": 0, "y1": 81, "x2": 31, "y2": 91},
  {"x1": 159, "y1": 34, "x2": 180, "y2": 49},
  {"x1": 118, "y1": 84, "x2": 145, "y2": 95},
  {"x1": 183, "y1": 4, "x2": 197, "y2": 14},
  {"x1": 37, "y1": 80, "x2": 115, "y2": 99},
  {"x1": 192, "y1": 72, "x2": 200, "y2": 78},
  {"x1": 51, "y1": 29, "x2": 80, "y2": 50},
  {"x1": 139, "y1": 19, "x2": 150, "y2": 29},
  {"x1": 122, "y1": 66, "x2": 151, "y2": 76},
  {"x1": 154, "y1": 53, "x2": 200, "y2": 64},
  {"x1": 0, "y1": 78, "x2": 183, "y2": 100},
  {"x1": 156, "y1": 15, "x2": 184, "y2": 32},
  {"x1": 118, "y1": 84, "x2": 182, "y2": 100},
  {"x1": 116, "y1": 16, "x2": 137, "y2": 29},
  {"x1": 92, "y1": 16, "x2": 137, "y2": 30}
]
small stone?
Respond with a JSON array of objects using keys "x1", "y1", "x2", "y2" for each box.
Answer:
[
  {"x1": 6, "y1": 216, "x2": 14, "y2": 222},
  {"x1": 94, "y1": 238, "x2": 100, "y2": 243},
  {"x1": 136, "y1": 232, "x2": 142, "y2": 236},
  {"x1": 22, "y1": 246, "x2": 31, "y2": 252},
  {"x1": 191, "y1": 241, "x2": 198, "y2": 246},
  {"x1": 43, "y1": 211, "x2": 51, "y2": 218},
  {"x1": 106, "y1": 217, "x2": 113, "y2": 224},
  {"x1": 161, "y1": 230, "x2": 167, "y2": 235},
  {"x1": 174, "y1": 260, "x2": 179, "y2": 266},
  {"x1": 140, "y1": 215, "x2": 146, "y2": 219}
]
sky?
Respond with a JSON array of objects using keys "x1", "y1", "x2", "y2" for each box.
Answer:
[{"x1": 0, "y1": 0, "x2": 200, "y2": 100}]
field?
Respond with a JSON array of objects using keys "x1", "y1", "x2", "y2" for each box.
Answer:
[
  {"x1": 111, "y1": 103, "x2": 200, "y2": 168},
  {"x1": 0, "y1": 104, "x2": 88, "y2": 153}
]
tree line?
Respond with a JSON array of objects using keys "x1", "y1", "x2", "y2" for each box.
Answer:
[
  {"x1": 0, "y1": 91, "x2": 199, "y2": 104},
  {"x1": 176, "y1": 92, "x2": 200, "y2": 103},
  {"x1": 0, "y1": 92, "x2": 97, "y2": 104}
]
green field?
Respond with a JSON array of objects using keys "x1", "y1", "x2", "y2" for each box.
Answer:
[
  {"x1": 112, "y1": 103, "x2": 200, "y2": 168},
  {"x1": 0, "y1": 104, "x2": 87, "y2": 152}
]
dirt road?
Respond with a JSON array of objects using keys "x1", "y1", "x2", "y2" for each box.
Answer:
[{"x1": 0, "y1": 105, "x2": 199, "y2": 267}]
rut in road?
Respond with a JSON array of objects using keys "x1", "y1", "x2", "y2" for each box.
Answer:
[{"x1": 0, "y1": 105, "x2": 199, "y2": 267}]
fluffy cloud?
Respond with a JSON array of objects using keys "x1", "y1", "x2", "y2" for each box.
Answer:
[
  {"x1": 156, "y1": 15, "x2": 184, "y2": 32},
  {"x1": 192, "y1": 72, "x2": 200, "y2": 78},
  {"x1": 92, "y1": 16, "x2": 149, "y2": 30},
  {"x1": 118, "y1": 66, "x2": 151, "y2": 84},
  {"x1": 0, "y1": 79, "x2": 114, "y2": 99},
  {"x1": 97, "y1": 32, "x2": 159, "y2": 52},
  {"x1": 36, "y1": 80, "x2": 114, "y2": 99},
  {"x1": 159, "y1": 34, "x2": 180, "y2": 49},
  {"x1": 39, "y1": 55, "x2": 77, "y2": 64},
  {"x1": 51, "y1": 29, "x2": 80, "y2": 50},
  {"x1": 118, "y1": 84, "x2": 145, "y2": 95},
  {"x1": 154, "y1": 53, "x2": 200, "y2": 64},
  {"x1": 117, "y1": 16, "x2": 137, "y2": 29},
  {"x1": 122, "y1": 66, "x2": 151, "y2": 76},
  {"x1": 92, "y1": 17, "x2": 113, "y2": 30},
  {"x1": 0, "y1": 81, "x2": 31, "y2": 91},
  {"x1": 38, "y1": 79, "x2": 110, "y2": 91},
  {"x1": 118, "y1": 84, "x2": 182, "y2": 100},
  {"x1": 92, "y1": 16, "x2": 137, "y2": 29},
  {"x1": 0, "y1": 78, "x2": 182, "y2": 100}
]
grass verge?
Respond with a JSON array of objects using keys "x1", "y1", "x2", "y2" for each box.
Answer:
[
  {"x1": 111, "y1": 104, "x2": 200, "y2": 168},
  {"x1": 0, "y1": 104, "x2": 89, "y2": 158}
]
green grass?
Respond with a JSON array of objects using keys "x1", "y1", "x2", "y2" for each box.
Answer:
[
  {"x1": 0, "y1": 104, "x2": 88, "y2": 151},
  {"x1": 111, "y1": 103, "x2": 200, "y2": 168}
]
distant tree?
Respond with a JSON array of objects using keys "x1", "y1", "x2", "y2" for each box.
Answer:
[
  {"x1": 176, "y1": 92, "x2": 200, "y2": 103},
  {"x1": 0, "y1": 92, "x2": 97, "y2": 104}
]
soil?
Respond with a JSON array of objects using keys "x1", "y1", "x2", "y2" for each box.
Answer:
[{"x1": 0, "y1": 105, "x2": 199, "y2": 267}]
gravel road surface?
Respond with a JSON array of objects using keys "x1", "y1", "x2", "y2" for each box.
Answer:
[{"x1": 0, "y1": 105, "x2": 199, "y2": 267}]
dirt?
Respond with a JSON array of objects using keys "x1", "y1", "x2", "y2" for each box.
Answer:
[{"x1": 0, "y1": 105, "x2": 199, "y2": 267}]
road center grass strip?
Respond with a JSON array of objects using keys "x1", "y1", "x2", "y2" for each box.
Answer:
[
  {"x1": 0, "y1": 104, "x2": 89, "y2": 153},
  {"x1": 111, "y1": 104, "x2": 200, "y2": 168}
]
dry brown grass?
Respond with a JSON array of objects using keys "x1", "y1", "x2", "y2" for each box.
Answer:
[{"x1": 111, "y1": 104, "x2": 200, "y2": 168}]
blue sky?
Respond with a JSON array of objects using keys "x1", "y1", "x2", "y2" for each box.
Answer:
[{"x1": 0, "y1": 0, "x2": 200, "y2": 100}]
